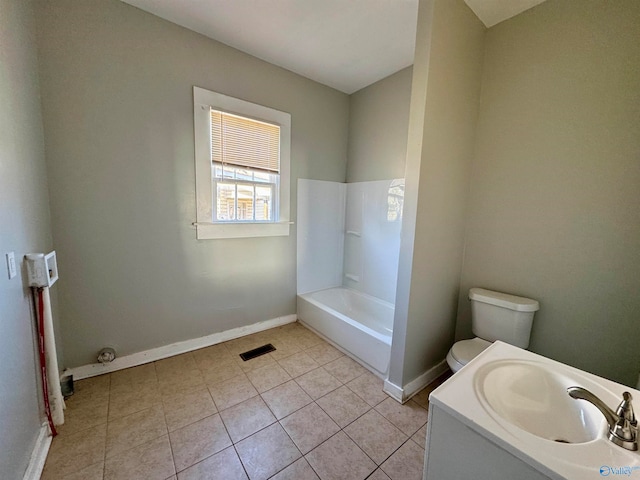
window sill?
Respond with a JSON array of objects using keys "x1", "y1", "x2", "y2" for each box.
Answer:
[{"x1": 194, "y1": 221, "x2": 291, "y2": 240}]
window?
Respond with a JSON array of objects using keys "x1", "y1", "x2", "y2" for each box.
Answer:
[{"x1": 193, "y1": 86, "x2": 291, "y2": 239}]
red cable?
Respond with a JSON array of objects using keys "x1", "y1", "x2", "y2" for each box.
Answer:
[{"x1": 36, "y1": 288, "x2": 57, "y2": 437}]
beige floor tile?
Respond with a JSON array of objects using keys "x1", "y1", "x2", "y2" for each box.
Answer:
[
  {"x1": 305, "y1": 342, "x2": 344, "y2": 365},
  {"x1": 208, "y1": 374, "x2": 258, "y2": 411},
  {"x1": 305, "y1": 431, "x2": 375, "y2": 480},
  {"x1": 277, "y1": 352, "x2": 319, "y2": 378},
  {"x1": 275, "y1": 322, "x2": 305, "y2": 337},
  {"x1": 237, "y1": 353, "x2": 277, "y2": 373},
  {"x1": 411, "y1": 371, "x2": 451, "y2": 410},
  {"x1": 368, "y1": 469, "x2": 392, "y2": 480},
  {"x1": 260, "y1": 380, "x2": 313, "y2": 419},
  {"x1": 295, "y1": 367, "x2": 342, "y2": 400},
  {"x1": 41, "y1": 423, "x2": 107, "y2": 478},
  {"x1": 411, "y1": 388, "x2": 430, "y2": 410},
  {"x1": 58, "y1": 395, "x2": 108, "y2": 435},
  {"x1": 42, "y1": 335, "x2": 437, "y2": 480},
  {"x1": 72, "y1": 374, "x2": 111, "y2": 402},
  {"x1": 289, "y1": 328, "x2": 324, "y2": 349},
  {"x1": 246, "y1": 363, "x2": 291, "y2": 393},
  {"x1": 380, "y1": 439, "x2": 425, "y2": 480},
  {"x1": 106, "y1": 404, "x2": 167, "y2": 458},
  {"x1": 104, "y1": 434, "x2": 175, "y2": 480},
  {"x1": 411, "y1": 423, "x2": 428, "y2": 449},
  {"x1": 346, "y1": 372, "x2": 388, "y2": 407},
  {"x1": 201, "y1": 361, "x2": 244, "y2": 386},
  {"x1": 158, "y1": 368, "x2": 205, "y2": 395},
  {"x1": 270, "y1": 457, "x2": 319, "y2": 480},
  {"x1": 155, "y1": 353, "x2": 197, "y2": 377},
  {"x1": 280, "y1": 403, "x2": 340, "y2": 454},
  {"x1": 225, "y1": 335, "x2": 264, "y2": 356},
  {"x1": 60, "y1": 461, "x2": 104, "y2": 480},
  {"x1": 192, "y1": 343, "x2": 235, "y2": 366},
  {"x1": 315, "y1": 385, "x2": 371, "y2": 428},
  {"x1": 219, "y1": 395, "x2": 276, "y2": 443},
  {"x1": 108, "y1": 381, "x2": 162, "y2": 420},
  {"x1": 268, "y1": 338, "x2": 302, "y2": 361},
  {"x1": 169, "y1": 414, "x2": 232, "y2": 472},
  {"x1": 344, "y1": 410, "x2": 407, "y2": 465},
  {"x1": 163, "y1": 385, "x2": 217, "y2": 432},
  {"x1": 323, "y1": 356, "x2": 367, "y2": 384},
  {"x1": 278, "y1": 321, "x2": 305, "y2": 332},
  {"x1": 177, "y1": 446, "x2": 248, "y2": 480},
  {"x1": 235, "y1": 423, "x2": 301, "y2": 480},
  {"x1": 110, "y1": 363, "x2": 157, "y2": 387},
  {"x1": 374, "y1": 398, "x2": 429, "y2": 436}
]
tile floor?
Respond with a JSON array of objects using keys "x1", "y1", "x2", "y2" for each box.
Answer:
[{"x1": 42, "y1": 322, "x2": 449, "y2": 480}]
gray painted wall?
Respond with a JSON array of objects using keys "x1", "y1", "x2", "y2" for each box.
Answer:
[
  {"x1": 346, "y1": 67, "x2": 413, "y2": 182},
  {"x1": 0, "y1": 0, "x2": 54, "y2": 476},
  {"x1": 389, "y1": 0, "x2": 486, "y2": 387},
  {"x1": 456, "y1": 0, "x2": 640, "y2": 386},
  {"x1": 35, "y1": 0, "x2": 349, "y2": 368}
]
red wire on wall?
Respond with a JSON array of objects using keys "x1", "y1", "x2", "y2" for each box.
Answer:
[{"x1": 36, "y1": 287, "x2": 57, "y2": 437}]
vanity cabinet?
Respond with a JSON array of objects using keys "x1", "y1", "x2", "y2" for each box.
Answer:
[{"x1": 424, "y1": 404, "x2": 552, "y2": 480}]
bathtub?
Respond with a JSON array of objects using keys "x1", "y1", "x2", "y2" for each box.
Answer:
[{"x1": 297, "y1": 287, "x2": 393, "y2": 376}]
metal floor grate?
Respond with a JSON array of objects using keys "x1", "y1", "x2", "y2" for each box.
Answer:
[{"x1": 239, "y1": 343, "x2": 276, "y2": 361}]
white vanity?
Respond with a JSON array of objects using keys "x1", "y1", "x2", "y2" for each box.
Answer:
[{"x1": 424, "y1": 342, "x2": 640, "y2": 480}]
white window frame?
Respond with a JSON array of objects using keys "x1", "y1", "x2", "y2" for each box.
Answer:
[{"x1": 193, "y1": 86, "x2": 291, "y2": 239}]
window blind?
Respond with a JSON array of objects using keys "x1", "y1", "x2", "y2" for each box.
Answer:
[{"x1": 211, "y1": 109, "x2": 281, "y2": 173}]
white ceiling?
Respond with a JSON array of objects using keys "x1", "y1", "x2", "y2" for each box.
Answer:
[
  {"x1": 464, "y1": 0, "x2": 547, "y2": 27},
  {"x1": 121, "y1": 0, "x2": 547, "y2": 94}
]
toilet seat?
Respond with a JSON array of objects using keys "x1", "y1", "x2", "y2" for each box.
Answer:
[{"x1": 447, "y1": 337, "x2": 492, "y2": 372}]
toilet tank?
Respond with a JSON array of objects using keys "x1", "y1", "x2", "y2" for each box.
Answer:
[{"x1": 470, "y1": 288, "x2": 539, "y2": 348}]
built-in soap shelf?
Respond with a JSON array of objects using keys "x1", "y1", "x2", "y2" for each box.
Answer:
[
  {"x1": 344, "y1": 273, "x2": 360, "y2": 282},
  {"x1": 346, "y1": 230, "x2": 361, "y2": 237}
]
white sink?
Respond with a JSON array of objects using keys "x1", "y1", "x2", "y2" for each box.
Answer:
[
  {"x1": 474, "y1": 360, "x2": 603, "y2": 444},
  {"x1": 427, "y1": 342, "x2": 640, "y2": 479}
]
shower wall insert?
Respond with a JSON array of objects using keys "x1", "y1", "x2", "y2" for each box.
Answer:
[{"x1": 296, "y1": 178, "x2": 404, "y2": 376}]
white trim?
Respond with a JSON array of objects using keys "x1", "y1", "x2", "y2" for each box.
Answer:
[
  {"x1": 383, "y1": 359, "x2": 449, "y2": 403},
  {"x1": 195, "y1": 221, "x2": 290, "y2": 239},
  {"x1": 22, "y1": 423, "x2": 51, "y2": 480},
  {"x1": 66, "y1": 314, "x2": 297, "y2": 380},
  {"x1": 193, "y1": 86, "x2": 291, "y2": 240},
  {"x1": 383, "y1": 378, "x2": 405, "y2": 403}
]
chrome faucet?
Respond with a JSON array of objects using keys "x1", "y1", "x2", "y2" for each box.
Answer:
[{"x1": 567, "y1": 386, "x2": 637, "y2": 451}]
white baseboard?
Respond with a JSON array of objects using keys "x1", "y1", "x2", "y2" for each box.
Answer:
[
  {"x1": 383, "y1": 378, "x2": 405, "y2": 403},
  {"x1": 23, "y1": 423, "x2": 51, "y2": 480},
  {"x1": 66, "y1": 314, "x2": 297, "y2": 380},
  {"x1": 384, "y1": 359, "x2": 449, "y2": 404}
]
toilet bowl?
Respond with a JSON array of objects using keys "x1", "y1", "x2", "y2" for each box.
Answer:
[
  {"x1": 447, "y1": 288, "x2": 539, "y2": 373},
  {"x1": 446, "y1": 337, "x2": 492, "y2": 372}
]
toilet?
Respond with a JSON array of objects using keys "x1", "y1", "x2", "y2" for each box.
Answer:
[{"x1": 446, "y1": 288, "x2": 540, "y2": 373}]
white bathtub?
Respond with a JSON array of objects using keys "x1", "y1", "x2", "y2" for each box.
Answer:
[{"x1": 297, "y1": 287, "x2": 394, "y2": 376}]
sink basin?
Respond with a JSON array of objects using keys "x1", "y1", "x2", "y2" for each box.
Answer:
[{"x1": 474, "y1": 360, "x2": 605, "y2": 444}]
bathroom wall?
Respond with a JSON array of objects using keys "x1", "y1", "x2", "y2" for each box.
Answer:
[
  {"x1": 343, "y1": 180, "x2": 404, "y2": 304},
  {"x1": 456, "y1": 0, "x2": 640, "y2": 386},
  {"x1": 296, "y1": 179, "x2": 346, "y2": 294},
  {"x1": 347, "y1": 67, "x2": 413, "y2": 182},
  {"x1": 35, "y1": 0, "x2": 349, "y2": 367},
  {"x1": 297, "y1": 179, "x2": 403, "y2": 304},
  {"x1": 389, "y1": 0, "x2": 486, "y2": 389},
  {"x1": 0, "y1": 0, "x2": 55, "y2": 476}
]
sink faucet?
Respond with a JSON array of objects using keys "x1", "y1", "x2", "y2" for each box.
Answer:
[{"x1": 567, "y1": 386, "x2": 637, "y2": 451}]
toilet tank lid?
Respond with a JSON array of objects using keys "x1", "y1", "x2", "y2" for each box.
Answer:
[{"x1": 469, "y1": 288, "x2": 539, "y2": 312}]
